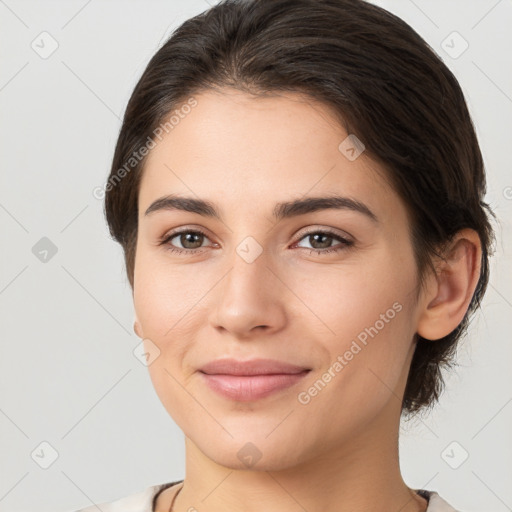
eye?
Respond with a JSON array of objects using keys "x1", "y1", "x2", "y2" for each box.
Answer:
[
  {"x1": 158, "y1": 228, "x2": 213, "y2": 255},
  {"x1": 294, "y1": 229, "x2": 354, "y2": 255},
  {"x1": 158, "y1": 227, "x2": 354, "y2": 256}
]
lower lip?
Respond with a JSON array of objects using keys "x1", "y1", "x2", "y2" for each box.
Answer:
[{"x1": 199, "y1": 371, "x2": 310, "y2": 401}]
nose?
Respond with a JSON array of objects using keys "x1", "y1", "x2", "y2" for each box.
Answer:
[{"x1": 209, "y1": 243, "x2": 287, "y2": 339}]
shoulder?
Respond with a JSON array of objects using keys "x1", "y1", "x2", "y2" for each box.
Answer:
[
  {"x1": 419, "y1": 489, "x2": 461, "y2": 512},
  {"x1": 68, "y1": 480, "x2": 183, "y2": 512}
]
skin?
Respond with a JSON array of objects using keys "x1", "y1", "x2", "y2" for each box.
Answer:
[{"x1": 132, "y1": 88, "x2": 482, "y2": 512}]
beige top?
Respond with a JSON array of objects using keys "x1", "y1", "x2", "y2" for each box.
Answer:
[{"x1": 70, "y1": 480, "x2": 460, "y2": 512}]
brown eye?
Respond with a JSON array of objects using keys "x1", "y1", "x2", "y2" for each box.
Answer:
[
  {"x1": 159, "y1": 229, "x2": 212, "y2": 254},
  {"x1": 176, "y1": 232, "x2": 205, "y2": 249},
  {"x1": 295, "y1": 229, "x2": 354, "y2": 255},
  {"x1": 306, "y1": 233, "x2": 333, "y2": 249}
]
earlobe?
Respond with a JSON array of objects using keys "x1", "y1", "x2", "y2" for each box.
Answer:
[
  {"x1": 416, "y1": 229, "x2": 482, "y2": 341},
  {"x1": 134, "y1": 316, "x2": 143, "y2": 338}
]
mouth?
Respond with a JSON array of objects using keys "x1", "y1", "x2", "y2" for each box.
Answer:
[
  {"x1": 199, "y1": 357, "x2": 311, "y2": 376},
  {"x1": 198, "y1": 368, "x2": 311, "y2": 401},
  {"x1": 197, "y1": 357, "x2": 312, "y2": 401}
]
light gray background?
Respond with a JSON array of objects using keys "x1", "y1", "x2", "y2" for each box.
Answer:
[{"x1": 0, "y1": 1, "x2": 511, "y2": 511}]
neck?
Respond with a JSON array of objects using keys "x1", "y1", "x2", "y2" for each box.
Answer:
[{"x1": 171, "y1": 401, "x2": 427, "y2": 512}]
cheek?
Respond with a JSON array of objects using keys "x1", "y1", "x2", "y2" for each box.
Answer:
[
  {"x1": 134, "y1": 257, "x2": 201, "y2": 429},
  {"x1": 296, "y1": 287, "x2": 415, "y2": 442},
  {"x1": 133, "y1": 253, "x2": 210, "y2": 392},
  {"x1": 298, "y1": 249, "x2": 417, "y2": 390},
  {"x1": 297, "y1": 252, "x2": 413, "y2": 338},
  {"x1": 133, "y1": 251, "x2": 205, "y2": 338}
]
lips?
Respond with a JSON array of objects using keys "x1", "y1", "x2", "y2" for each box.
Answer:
[
  {"x1": 198, "y1": 358, "x2": 311, "y2": 401},
  {"x1": 199, "y1": 357, "x2": 310, "y2": 376}
]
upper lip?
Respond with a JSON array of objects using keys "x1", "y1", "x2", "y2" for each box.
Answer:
[{"x1": 199, "y1": 358, "x2": 311, "y2": 376}]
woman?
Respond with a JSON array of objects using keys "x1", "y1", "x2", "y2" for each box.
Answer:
[{"x1": 74, "y1": 0, "x2": 495, "y2": 510}]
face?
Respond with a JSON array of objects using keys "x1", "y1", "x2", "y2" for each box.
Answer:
[{"x1": 134, "y1": 88, "x2": 424, "y2": 470}]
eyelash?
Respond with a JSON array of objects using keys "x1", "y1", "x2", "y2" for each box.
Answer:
[{"x1": 158, "y1": 227, "x2": 354, "y2": 256}]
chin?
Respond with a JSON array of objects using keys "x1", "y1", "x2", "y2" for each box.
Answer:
[{"x1": 199, "y1": 439, "x2": 307, "y2": 472}]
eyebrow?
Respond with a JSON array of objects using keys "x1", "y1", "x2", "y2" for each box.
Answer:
[{"x1": 144, "y1": 194, "x2": 378, "y2": 223}]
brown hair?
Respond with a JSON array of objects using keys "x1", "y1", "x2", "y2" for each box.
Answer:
[{"x1": 104, "y1": 0, "x2": 496, "y2": 417}]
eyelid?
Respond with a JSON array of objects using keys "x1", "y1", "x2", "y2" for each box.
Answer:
[
  {"x1": 160, "y1": 225, "x2": 353, "y2": 245},
  {"x1": 159, "y1": 225, "x2": 354, "y2": 257},
  {"x1": 294, "y1": 226, "x2": 353, "y2": 243},
  {"x1": 159, "y1": 225, "x2": 214, "y2": 246}
]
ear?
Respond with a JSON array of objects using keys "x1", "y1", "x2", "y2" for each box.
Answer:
[
  {"x1": 134, "y1": 314, "x2": 144, "y2": 338},
  {"x1": 417, "y1": 228, "x2": 482, "y2": 341}
]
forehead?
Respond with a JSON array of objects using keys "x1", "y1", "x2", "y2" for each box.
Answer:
[{"x1": 138, "y1": 89, "x2": 398, "y2": 223}]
